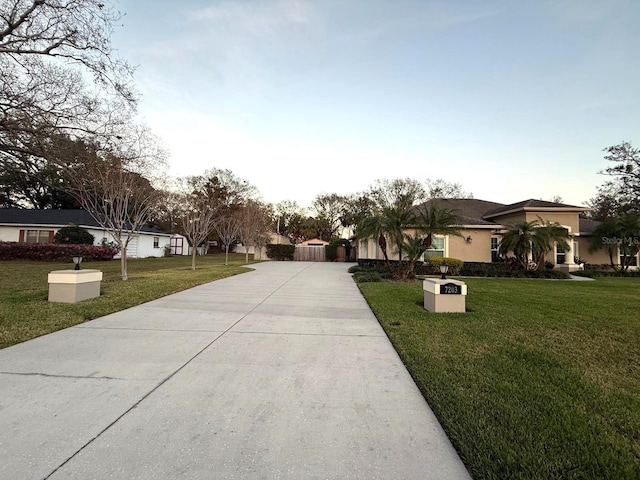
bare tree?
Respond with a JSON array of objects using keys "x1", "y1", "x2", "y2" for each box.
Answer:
[
  {"x1": 368, "y1": 178, "x2": 426, "y2": 209},
  {"x1": 237, "y1": 200, "x2": 272, "y2": 263},
  {"x1": 1, "y1": 0, "x2": 137, "y2": 166},
  {"x1": 214, "y1": 213, "x2": 242, "y2": 266},
  {"x1": 53, "y1": 129, "x2": 166, "y2": 280},
  {"x1": 173, "y1": 176, "x2": 221, "y2": 270},
  {"x1": 167, "y1": 169, "x2": 260, "y2": 268},
  {"x1": 424, "y1": 178, "x2": 473, "y2": 199}
]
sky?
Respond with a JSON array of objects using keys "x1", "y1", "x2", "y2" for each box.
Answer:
[{"x1": 111, "y1": 0, "x2": 640, "y2": 209}]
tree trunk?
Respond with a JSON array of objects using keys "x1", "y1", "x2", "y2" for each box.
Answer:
[
  {"x1": 120, "y1": 251, "x2": 128, "y2": 281},
  {"x1": 225, "y1": 245, "x2": 230, "y2": 265},
  {"x1": 191, "y1": 246, "x2": 197, "y2": 270},
  {"x1": 245, "y1": 247, "x2": 249, "y2": 264}
]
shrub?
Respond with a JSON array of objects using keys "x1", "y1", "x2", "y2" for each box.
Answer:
[
  {"x1": 266, "y1": 244, "x2": 295, "y2": 261},
  {"x1": 53, "y1": 224, "x2": 94, "y2": 245},
  {"x1": 352, "y1": 271, "x2": 382, "y2": 283},
  {"x1": 573, "y1": 269, "x2": 640, "y2": 278},
  {"x1": 460, "y1": 262, "x2": 512, "y2": 277},
  {"x1": 0, "y1": 242, "x2": 118, "y2": 261},
  {"x1": 459, "y1": 261, "x2": 571, "y2": 279},
  {"x1": 418, "y1": 256, "x2": 463, "y2": 275}
]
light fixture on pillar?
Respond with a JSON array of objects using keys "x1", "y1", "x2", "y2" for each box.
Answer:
[
  {"x1": 439, "y1": 262, "x2": 449, "y2": 280},
  {"x1": 465, "y1": 235, "x2": 472, "y2": 244},
  {"x1": 72, "y1": 256, "x2": 83, "y2": 271}
]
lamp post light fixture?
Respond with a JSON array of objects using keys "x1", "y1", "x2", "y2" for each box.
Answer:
[
  {"x1": 439, "y1": 262, "x2": 449, "y2": 280},
  {"x1": 72, "y1": 256, "x2": 83, "y2": 271},
  {"x1": 465, "y1": 235, "x2": 473, "y2": 244}
]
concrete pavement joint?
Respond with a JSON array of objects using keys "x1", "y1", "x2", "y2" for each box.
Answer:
[
  {"x1": 228, "y1": 330, "x2": 385, "y2": 338},
  {"x1": 76, "y1": 326, "x2": 229, "y2": 333},
  {"x1": 43, "y1": 262, "x2": 317, "y2": 479},
  {"x1": 0, "y1": 371, "x2": 123, "y2": 381}
]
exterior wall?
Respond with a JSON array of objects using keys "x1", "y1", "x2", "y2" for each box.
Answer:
[
  {"x1": 300, "y1": 238, "x2": 329, "y2": 246},
  {"x1": 577, "y1": 236, "x2": 618, "y2": 266},
  {"x1": 448, "y1": 229, "x2": 494, "y2": 262},
  {"x1": 357, "y1": 228, "x2": 495, "y2": 263},
  {"x1": 492, "y1": 211, "x2": 580, "y2": 233},
  {"x1": 522, "y1": 212, "x2": 580, "y2": 233},
  {"x1": 0, "y1": 225, "x2": 21, "y2": 242}
]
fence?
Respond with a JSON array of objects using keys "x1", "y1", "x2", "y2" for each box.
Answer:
[{"x1": 294, "y1": 245, "x2": 326, "y2": 262}]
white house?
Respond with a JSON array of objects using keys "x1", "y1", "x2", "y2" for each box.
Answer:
[{"x1": 0, "y1": 208, "x2": 173, "y2": 258}]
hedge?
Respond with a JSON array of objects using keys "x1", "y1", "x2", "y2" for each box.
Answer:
[
  {"x1": 265, "y1": 244, "x2": 295, "y2": 261},
  {"x1": 572, "y1": 269, "x2": 640, "y2": 278},
  {"x1": 0, "y1": 242, "x2": 118, "y2": 261},
  {"x1": 459, "y1": 261, "x2": 571, "y2": 279}
]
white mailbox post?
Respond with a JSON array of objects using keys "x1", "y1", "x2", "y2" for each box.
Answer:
[
  {"x1": 423, "y1": 278, "x2": 467, "y2": 313},
  {"x1": 48, "y1": 270, "x2": 103, "y2": 303}
]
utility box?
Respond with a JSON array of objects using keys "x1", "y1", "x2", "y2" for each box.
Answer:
[
  {"x1": 423, "y1": 278, "x2": 467, "y2": 313},
  {"x1": 48, "y1": 270, "x2": 103, "y2": 303}
]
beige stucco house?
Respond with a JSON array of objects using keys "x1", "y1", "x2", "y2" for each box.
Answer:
[{"x1": 356, "y1": 199, "x2": 636, "y2": 271}]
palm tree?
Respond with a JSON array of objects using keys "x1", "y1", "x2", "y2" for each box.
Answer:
[
  {"x1": 499, "y1": 218, "x2": 572, "y2": 270},
  {"x1": 357, "y1": 201, "x2": 463, "y2": 279},
  {"x1": 356, "y1": 203, "x2": 415, "y2": 267},
  {"x1": 396, "y1": 202, "x2": 463, "y2": 279},
  {"x1": 589, "y1": 214, "x2": 640, "y2": 270},
  {"x1": 413, "y1": 202, "x2": 464, "y2": 249}
]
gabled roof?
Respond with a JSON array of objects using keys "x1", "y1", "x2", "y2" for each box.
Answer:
[
  {"x1": 0, "y1": 208, "x2": 170, "y2": 235},
  {"x1": 484, "y1": 199, "x2": 589, "y2": 219}
]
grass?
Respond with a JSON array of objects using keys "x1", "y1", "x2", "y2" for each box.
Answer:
[
  {"x1": 0, "y1": 254, "x2": 256, "y2": 349},
  {"x1": 358, "y1": 277, "x2": 640, "y2": 480}
]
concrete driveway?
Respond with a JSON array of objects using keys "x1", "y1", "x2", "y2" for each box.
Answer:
[{"x1": 0, "y1": 262, "x2": 471, "y2": 479}]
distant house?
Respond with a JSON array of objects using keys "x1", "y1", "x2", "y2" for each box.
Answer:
[
  {"x1": 0, "y1": 208, "x2": 175, "y2": 259},
  {"x1": 299, "y1": 238, "x2": 329, "y2": 246},
  {"x1": 356, "y1": 198, "x2": 637, "y2": 270}
]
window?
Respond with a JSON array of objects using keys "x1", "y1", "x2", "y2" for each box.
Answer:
[
  {"x1": 620, "y1": 250, "x2": 639, "y2": 267},
  {"x1": 556, "y1": 246, "x2": 566, "y2": 264},
  {"x1": 491, "y1": 237, "x2": 500, "y2": 262},
  {"x1": 25, "y1": 230, "x2": 53, "y2": 244},
  {"x1": 153, "y1": 236, "x2": 160, "y2": 248},
  {"x1": 423, "y1": 236, "x2": 445, "y2": 259}
]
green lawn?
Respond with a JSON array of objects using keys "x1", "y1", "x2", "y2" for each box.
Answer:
[
  {"x1": 0, "y1": 254, "x2": 255, "y2": 349},
  {"x1": 358, "y1": 277, "x2": 640, "y2": 480}
]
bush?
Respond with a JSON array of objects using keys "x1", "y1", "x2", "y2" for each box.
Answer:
[
  {"x1": 416, "y1": 256, "x2": 463, "y2": 276},
  {"x1": 572, "y1": 269, "x2": 640, "y2": 278},
  {"x1": 53, "y1": 224, "x2": 94, "y2": 245},
  {"x1": 459, "y1": 261, "x2": 571, "y2": 279},
  {"x1": 0, "y1": 242, "x2": 118, "y2": 261},
  {"x1": 352, "y1": 271, "x2": 383, "y2": 283},
  {"x1": 460, "y1": 262, "x2": 512, "y2": 277},
  {"x1": 266, "y1": 244, "x2": 295, "y2": 261}
]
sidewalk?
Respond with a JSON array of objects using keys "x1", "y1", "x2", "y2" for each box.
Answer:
[{"x1": 0, "y1": 262, "x2": 471, "y2": 479}]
